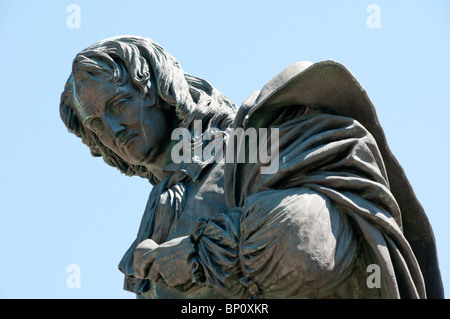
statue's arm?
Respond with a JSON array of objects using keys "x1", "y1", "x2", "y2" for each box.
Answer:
[{"x1": 134, "y1": 187, "x2": 358, "y2": 298}]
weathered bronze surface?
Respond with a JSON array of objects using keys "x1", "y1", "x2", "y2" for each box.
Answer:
[{"x1": 60, "y1": 35, "x2": 443, "y2": 298}]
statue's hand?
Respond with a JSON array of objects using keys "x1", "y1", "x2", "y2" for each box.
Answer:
[
  {"x1": 133, "y1": 236, "x2": 195, "y2": 287},
  {"x1": 133, "y1": 238, "x2": 159, "y2": 279}
]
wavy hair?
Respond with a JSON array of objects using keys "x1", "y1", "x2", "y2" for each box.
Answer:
[{"x1": 60, "y1": 35, "x2": 237, "y2": 185}]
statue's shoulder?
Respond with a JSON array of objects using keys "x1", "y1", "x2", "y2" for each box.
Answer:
[{"x1": 235, "y1": 60, "x2": 363, "y2": 129}]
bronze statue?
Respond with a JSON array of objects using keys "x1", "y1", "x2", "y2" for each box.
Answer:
[{"x1": 60, "y1": 35, "x2": 443, "y2": 298}]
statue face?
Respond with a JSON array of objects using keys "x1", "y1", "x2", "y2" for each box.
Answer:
[{"x1": 73, "y1": 76, "x2": 175, "y2": 166}]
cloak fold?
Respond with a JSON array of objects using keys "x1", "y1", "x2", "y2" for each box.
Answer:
[{"x1": 223, "y1": 60, "x2": 443, "y2": 298}]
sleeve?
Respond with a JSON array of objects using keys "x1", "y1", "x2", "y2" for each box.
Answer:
[{"x1": 191, "y1": 187, "x2": 358, "y2": 298}]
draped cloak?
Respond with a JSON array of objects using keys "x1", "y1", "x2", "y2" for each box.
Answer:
[
  {"x1": 221, "y1": 61, "x2": 443, "y2": 298},
  {"x1": 119, "y1": 61, "x2": 444, "y2": 299}
]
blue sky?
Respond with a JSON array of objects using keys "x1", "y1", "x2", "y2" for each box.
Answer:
[{"x1": 0, "y1": 0, "x2": 448, "y2": 298}]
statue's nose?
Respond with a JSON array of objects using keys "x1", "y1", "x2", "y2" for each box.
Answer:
[{"x1": 104, "y1": 116, "x2": 127, "y2": 139}]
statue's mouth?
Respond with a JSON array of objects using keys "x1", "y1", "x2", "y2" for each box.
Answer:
[{"x1": 117, "y1": 133, "x2": 135, "y2": 148}]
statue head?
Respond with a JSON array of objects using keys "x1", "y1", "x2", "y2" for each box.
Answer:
[{"x1": 60, "y1": 35, "x2": 236, "y2": 184}]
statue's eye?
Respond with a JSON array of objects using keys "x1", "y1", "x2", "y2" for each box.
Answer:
[
  {"x1": 108, "y1": 98, "x2": 129, "y2": 115},
  {"x1": 88, "y1": 117, "x2": 105, "y2": 134}
]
